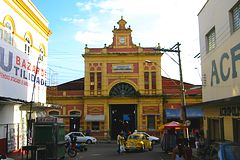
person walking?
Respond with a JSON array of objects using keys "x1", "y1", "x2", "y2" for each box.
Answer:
[
  {"x1": 85, "y1": 127, "x2": 91, "y2": 136},
  {"x1": 172, "y1": 139, "x2": 186, "y2": 160},
  {"x1": 184, "y1": 139, "x2": 192, "y2": 160},
  {"x1": 117, "y1": 131, "x2": 125, "y2": 153}
]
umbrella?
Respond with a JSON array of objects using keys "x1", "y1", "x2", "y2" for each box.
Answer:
[{"x1": 159, "y1": 121, "x2": 187, "y2": 131}]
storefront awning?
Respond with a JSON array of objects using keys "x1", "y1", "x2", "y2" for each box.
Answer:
[
  {"x1": 20, "y1": 102, "x2": 62, "y2": 111},
  {"x1": 85, "y1": 115, "x2": 105, "y2": 122},
  {"x1": 165, "y1": 108, "x2": 203, "y2": 118}
]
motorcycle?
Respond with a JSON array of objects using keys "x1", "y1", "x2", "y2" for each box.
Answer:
[{"x1": 65, "y1": 138, "x2": 77, "y2": 158}]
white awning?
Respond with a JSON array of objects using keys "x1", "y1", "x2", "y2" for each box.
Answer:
[{"x1": 85, "y1": 115, "x2": 105, "y2": 122}]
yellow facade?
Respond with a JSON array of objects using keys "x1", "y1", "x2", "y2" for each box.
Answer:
[
  {"x1": 47, "y1": 18, "x2": 202, "y2": 140},
  {"x1": 82, "y1": 17, "x2": 163, "y2": 139},
  {"x1": 202, "y1": 104, "x2": 240, "y2": 142}
]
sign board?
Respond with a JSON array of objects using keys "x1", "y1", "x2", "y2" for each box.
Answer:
[
  {"x1": 112, "y1": 64, "x2": 133, "y2": 72},
  {"x1": 185, "y1": 120, "x2": 191, "y2": 126},
  {"x1": 0, "y1": 39, "x2": 47, "y2": 103},
  {"x1": 36, "y1": 117, "x2": 63, "y2": 123}
]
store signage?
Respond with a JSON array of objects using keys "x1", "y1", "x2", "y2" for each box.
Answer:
[
  {"x1": 211, "y1": 42, "x2": 240, "y2": 86},
  {"x1": 0, "y1": 39, "x2": 47, "y2": 103},
  {"x1": 112, "y1": 64, "x2": 133, "y2": 72},
  {"x1": 36, "y1": 117, "x2": 63, "y2": 123},
  {"x1": 220, "y1": 106, "x2": 240, "y2": 116}
]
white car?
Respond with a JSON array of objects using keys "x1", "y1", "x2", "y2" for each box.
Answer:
[
  {"x1": 133, "y1": 131, "x2": 160, "y2": 144},
  {"x1": 65, "y1": 132, "x2": 97, "y2": 144}
]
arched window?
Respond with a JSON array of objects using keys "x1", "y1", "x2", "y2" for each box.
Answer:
[
  {"x1": 109, "y1": 82, "x2": 137, "y2": 97},
  {"x1": 39, "y1": 47, "x2": 45, "y2": 61},
  {"x1": 25, "y1": 37, "x2": 31, "y2": 54},
  {"x1": 49, "y1": 110, "x2": 60, "y2": 115},
  {"x1": 4, "y1": 22, "x2": 13, "y2": 44},
  {"x1": 70, "y1": 111, "x2": 80, "y2": 115}
]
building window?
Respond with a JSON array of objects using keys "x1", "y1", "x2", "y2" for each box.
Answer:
[
  {"x1": 38, "y1": 47, "x2": 45, "y2": 62},
  {"x1": 90, "y1": 72, "x2": 95, "y2": 95},
  {"x1": 49, "y1": 111, "x2": 60, "y2": 115},
  {"x1": 207, "y1": 118, "x2": 224, "y2": 141},
  {"x1": 97, "y1": 72, "x2": 102, "y2": 95},
  {"x1": 233, "y1": 118, "x2": 240, "y2": 143},
  {"x1": 151, "y1": 72, "x2": 156, "y2": 90},
  {"x1": 147, "y1": 115, "x2": 155, "y2": 130},
  {"x1": 232, "y1": 2, "x2": 240, "y2": 32},
  {"x1": 25, "y1": 37, "x2": 31, "y2": 54},
  {"x1": 206, "y1": 27, "x2": 216, "y2": 52},
  {"x1": 92, "y1": 122, "x2": 100, "y2": 131},
  {"x1": 4, "y1": 22, "x2": 12, "y2": 45},
  {"x1": 144, "y1": 72, "x2": 149, "y2": 89}
]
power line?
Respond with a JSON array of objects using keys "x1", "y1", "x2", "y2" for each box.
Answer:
[{"x1": 48, "y1": 64, "x2": 84, "y2": 72}]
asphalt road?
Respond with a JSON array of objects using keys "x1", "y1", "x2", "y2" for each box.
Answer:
[{"x1": 65, "y1": 143, "x2": 172, "y2": 160}]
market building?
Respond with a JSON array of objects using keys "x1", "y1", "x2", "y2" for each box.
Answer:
[
  {"x1": 198, "y1": 0, "x2": 240, "y2": 142},
  {"x1": 46, "y1": 17, "x2": 202, "y2": 140},
  {"x1": 0, "y1": 0, "x2": 51, "y2": 154}
]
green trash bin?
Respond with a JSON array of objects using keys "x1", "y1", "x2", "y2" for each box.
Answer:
[{"x1": 33, "y1": 117, "x2": 65, "y2": 160}]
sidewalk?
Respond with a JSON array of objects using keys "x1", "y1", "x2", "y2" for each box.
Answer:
[
  {"x1": 7, "y1": 140, "x2": 115, "y2": 160},
  {"x1": 158, "y1": 147, "x2": 199, "y2": 160}
]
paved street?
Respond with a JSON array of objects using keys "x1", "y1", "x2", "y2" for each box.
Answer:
[{"x1": 65, "y1": 143, "x2": 172, "y2": 160}]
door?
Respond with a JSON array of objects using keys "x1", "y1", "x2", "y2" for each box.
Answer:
[
  {"x1": 110, "y1": 104, "x2": 137, "y2": 140},
  {"x1": 69, "y1": 111, "x2": 80, "y2": 132}
]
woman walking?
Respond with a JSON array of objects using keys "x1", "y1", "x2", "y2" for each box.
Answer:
[{"x1": 117, "y1": 131, "x2": 125, "y2": 153}]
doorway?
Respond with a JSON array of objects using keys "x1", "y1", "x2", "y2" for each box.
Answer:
[
  {"x1": 110, "y1": 104, "x2": 137, "y2": 140},
  {"x1": 69, "y1": 111, "x2": 80, "y2": 132}
]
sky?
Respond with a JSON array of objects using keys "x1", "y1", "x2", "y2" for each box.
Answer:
[{"x1": 31, "y1": 0, "x2": 207, "y2": 86}]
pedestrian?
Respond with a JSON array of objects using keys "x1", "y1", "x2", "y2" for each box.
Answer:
[
  {"x1": 172, "y1": 139, "x2": 186, "y2": 160},
  {"x1": 194, "y1": 131, "x2": 200, "y2": 149},
  {"x1": 86, "y1": 127, "x2": 91, "y2": 136},
  {"x1": 117, "y1": 131, "x2": 125, "y2": 153},
  {"x1": 160, "y1": 129, "x2": 168, "y2": 152},
  {"x1": 184, "y1": 139, "x2": 192, "y2": 160},
  {"x1": 123, "y1": 130, "x2": 128, "y2": 140}
]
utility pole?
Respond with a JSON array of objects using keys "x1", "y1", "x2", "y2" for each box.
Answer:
[
  {"x1": 27, "y1": 54, "x2": 41, "y2": 147},
  {"x1": 154, "y1": 42, "x2": 187, "y2": 123}
]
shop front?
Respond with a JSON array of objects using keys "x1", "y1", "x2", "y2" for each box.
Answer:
[{"x1": 200, "y1": 96, "x2": 240, "y2": 143}]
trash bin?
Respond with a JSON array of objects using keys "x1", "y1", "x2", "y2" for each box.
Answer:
[{"x1": 33, "y1": 117, "x2": 65, "y2": 160}]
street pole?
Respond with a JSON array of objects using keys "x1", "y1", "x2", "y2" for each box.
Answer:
[
  {"x1": 153, "y1": 42, "x2": 187, "y2": 137},
  {"x1": 176, "y1": 43, "x2": 187, "y2": 123},
  {"x1": 27, "y1": 54, "x2": 41, "y2": 147}
]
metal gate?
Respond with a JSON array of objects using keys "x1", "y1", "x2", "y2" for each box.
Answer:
[{"x1": 3, "y1": 123, "x2": 27, "y2": 153}]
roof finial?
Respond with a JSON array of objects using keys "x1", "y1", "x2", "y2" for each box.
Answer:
[{"x1": 121, "y1": 16, "x2": 123, "y2": 19}]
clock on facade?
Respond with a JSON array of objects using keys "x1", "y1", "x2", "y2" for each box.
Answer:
[{"x1": 119, "y1": 36, "x2": 125, "y2": 44}]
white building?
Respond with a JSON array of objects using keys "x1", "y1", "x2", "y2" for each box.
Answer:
[
  {"x1": 0, "y1": 0, "x2": 51, "y2": 154},
  {"x1": 198, "y1": 0, "x2": 240, "y2": 142}
]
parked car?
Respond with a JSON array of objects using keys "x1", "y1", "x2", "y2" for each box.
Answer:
[
  {"x1": 133, "y1": 131, "x2": 160, "y2": 144},
  {"x1": 65, "y1": 132, "x2": 97, "y2": 144},
  {"x1": 209, "y1": 142, "x2": 240, "y2": 160},
  {"x1": 125, "y1": 133, "x2": 153, "y2": 152}
]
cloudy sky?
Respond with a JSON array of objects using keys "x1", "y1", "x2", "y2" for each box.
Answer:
[{"x1": 32, "y1": 0, "x2": 207, "y2": 85}]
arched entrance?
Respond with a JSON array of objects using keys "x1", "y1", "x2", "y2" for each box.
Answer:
[{"x1": 109, "y1": 83, "x2": 138, "y2": 140}]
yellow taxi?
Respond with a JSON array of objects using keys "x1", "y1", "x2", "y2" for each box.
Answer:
[{"x1": 125, "y1": 133, "x2": 153, "y2": 152}]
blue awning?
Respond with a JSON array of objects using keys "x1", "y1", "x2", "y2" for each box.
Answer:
[{"x1": 165, "y1": 108, "x2": 203, "y2": 118}]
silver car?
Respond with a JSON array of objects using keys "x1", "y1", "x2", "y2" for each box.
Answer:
[{"x1": 65, "y1": 132, "x2": 97, "y2": 144}]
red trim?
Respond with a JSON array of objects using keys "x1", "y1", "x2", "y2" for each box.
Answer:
[{"x1": 0, "y1": 138, "x2": 6, "y2": 155}]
